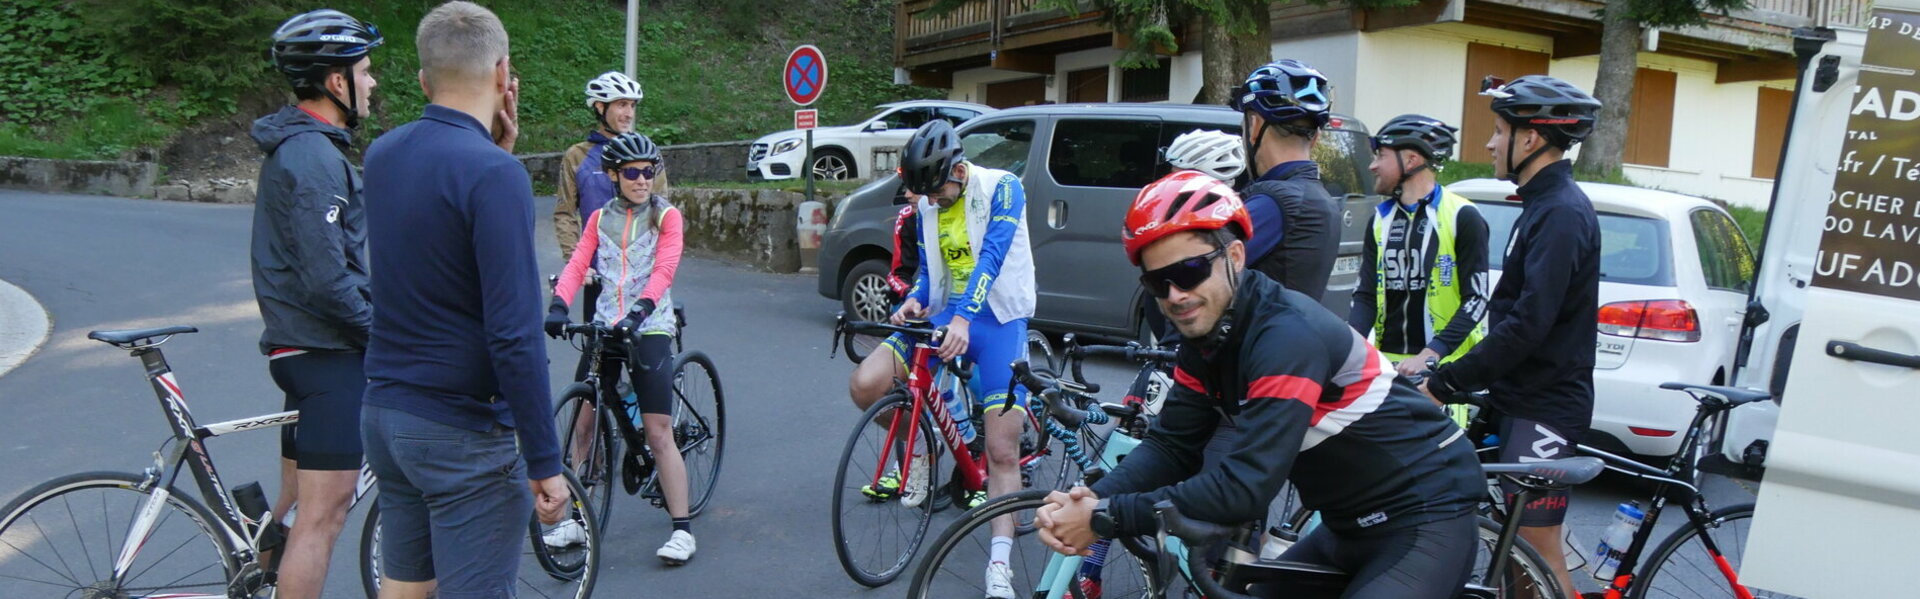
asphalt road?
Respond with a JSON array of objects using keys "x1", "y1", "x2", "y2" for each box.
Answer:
[{"x1": 0, "y1": 189, "x2": 1762, "y2": 597}]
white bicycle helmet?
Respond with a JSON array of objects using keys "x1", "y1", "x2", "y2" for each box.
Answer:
[
  {"x1": 584, "y1": 71, "x2": 644, "y2": 108},
  {"x1": 1164, "y1": 129, "x2": 1246, "y2": 181}
]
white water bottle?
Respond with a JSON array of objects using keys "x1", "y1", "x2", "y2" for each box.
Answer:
[
  {"x1": 1591, "y1": 501, "x2": 1644, "y2": 580},
  {"x1": 941, "y1": 371, "x2": 976, "y2": 444}
]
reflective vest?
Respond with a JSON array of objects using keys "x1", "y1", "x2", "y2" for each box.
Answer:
[{"x1": 1371, "y1": 187, "x2": 1484, "y2": 363}]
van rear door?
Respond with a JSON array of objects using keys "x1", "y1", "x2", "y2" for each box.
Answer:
[{"x1": 1742, "y1": 6, "x2": 1920, "y2": 596}]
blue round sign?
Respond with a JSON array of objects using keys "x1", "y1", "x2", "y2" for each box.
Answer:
[{"x1": 784, "y1": 45, "x2": 827, "y2": 106}]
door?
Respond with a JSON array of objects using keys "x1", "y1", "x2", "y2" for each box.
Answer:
[
  {"x1": 1686, "y1": 208, "x2": 1756, "y2": 378},
  {"x1": 1742, "y1": 7, "x2": 1920, "y2": 597},
  {"x1": 985, "y1": 77, "x2": 1047, "y2": 109},
  {"x1": 1032, "y1": 115, "x2": 1164, "y2": 333},
  {"x1": 1459, "y1": 44, "x2": 1550, "y2": 164}
]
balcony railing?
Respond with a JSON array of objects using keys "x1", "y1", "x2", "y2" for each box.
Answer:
[
  {"x1": 896, "y1": 0, "x2": 1103, "y2": 61},
  {"x1": 1741, "y1": 0, "x2": 1870, "y2": 28}
]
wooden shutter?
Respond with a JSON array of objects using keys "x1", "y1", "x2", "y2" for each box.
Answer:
[
  {"x1": 1624, "y1": 68, "x2": 1676, "y2": 168},
  {"x1": 985, "y1": 77, "x2": 1047, "y2": 108},
  {"x1": 1066, "y1": 67, "x2": 1109, "y2": 103},
  {"x1": 1752, "y1": 87, "x2": 1791, "y2": 179},
  {"x1": 1461, "y1": 43, "x2": 1552, "y2": 164}
]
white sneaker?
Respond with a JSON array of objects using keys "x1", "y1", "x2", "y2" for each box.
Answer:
[
  {"x1": 656, "y1": 530, "x2": 696, "y2": 565},
  {"x1": 900, "y1": 454, "x2": 932, "y2": 508},
  {"x1": 984, "y1": 561, "x2": 1015, "y2": 599},
  {"x1": 541, "y1": 519, "x2": 587, "y2": 548}
]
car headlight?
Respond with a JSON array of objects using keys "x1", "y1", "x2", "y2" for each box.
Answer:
[{"x1": 769, "y1": 138, "x2": 803, "y2": 156}]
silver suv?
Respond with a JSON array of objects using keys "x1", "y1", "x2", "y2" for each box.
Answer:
[{"x1": 817, "y1": 103, "x2": 1379, "y2": 341}]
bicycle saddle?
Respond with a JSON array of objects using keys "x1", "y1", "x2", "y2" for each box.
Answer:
[
  {"x1": 1658, "y1": 382, "x2": 1772, "y2": 408},
  {"x1": 1482, "y1": 456, "x2": 1605, "y2": 488},
  {"x1": 88, "y1": 325, "x2": 198, "y2": 347}
]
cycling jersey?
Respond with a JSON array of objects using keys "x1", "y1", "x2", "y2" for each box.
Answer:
[
  {"x1": 1432, "y1": 159, "x2": 1599, "y2": 438},
  {"x1": 554, "y1": 130, "x2": 614, "y2": 257},
  {"x1": 1088, "y1": 272, "x2": 1481, "y2": 537},
  {"x1": 554, "y1": 194, "x2": 684, "y2": 337},
  {"x1": 936, "y1": 203, "x2": 974, "y2": 292},
  {"x1": 250, "y1": 105, "x2": 372, "y2": 354},
  {"x1": 1241, "y1": 161, "x2": 1340, "y2": 301},
  {"x1": 905, "y1": 161, "x2": 1037, "y2": 412},
  {"x1": 888, "y1": 201, "x2": 920, "y2": 300},
  {"x1": 1349, "y1": 186, "x2": 1490, "y2": 360}
]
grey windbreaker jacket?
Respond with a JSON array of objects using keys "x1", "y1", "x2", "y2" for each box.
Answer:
[{"x1": 250, "y1": 105, "x2": 372, "y2": 353}]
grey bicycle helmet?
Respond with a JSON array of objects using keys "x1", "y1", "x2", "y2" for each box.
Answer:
[
  {"x1": 900, "y1": 120, "x2": 965, "y2": 196},
  {"x1": 601, "y1": 132, "x2": 662, "y2": 170},
  {"x1": 271, "y1": 9, "x2": 383, "y2": 128},
  {"x1": 1480, "y1": 75, "x2": 1601, "y2": 182},
  {"x1": 1373, "y1": 114, "x2": 1459, "y2": 162}
]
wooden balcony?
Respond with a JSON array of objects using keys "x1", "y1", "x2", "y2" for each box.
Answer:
[{"x1": 895, "y1": 0, "x2": 1113, "y2": 75}]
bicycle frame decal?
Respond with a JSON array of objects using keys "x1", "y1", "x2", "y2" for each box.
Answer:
[
  {"x1": 110, "y1": 486, "x2": 173, "y2": 579},
  {"x1": 199, "y1": 410, "x2": 298, "y2": 437}
]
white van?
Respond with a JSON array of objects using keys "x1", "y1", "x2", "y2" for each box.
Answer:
[{"x1": 1737, "y1": 2, "x2": 1920, "y2": 595}]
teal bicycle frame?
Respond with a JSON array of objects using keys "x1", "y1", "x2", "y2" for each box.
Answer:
[{"x1": 1027, "y1": 426, "x2": 1172, "y2": 598}]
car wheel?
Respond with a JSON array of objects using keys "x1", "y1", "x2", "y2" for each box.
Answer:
[
  {"x1": 813, "y1": 149, "x2": 856, "y2": 180},
  {"x1": 840, "y1": 258, "x2": 893, "y2": 362}
]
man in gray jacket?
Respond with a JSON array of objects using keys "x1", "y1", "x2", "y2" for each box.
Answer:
[{"x1": 248, "y1": 10, "x2": 381, "y2": 599}]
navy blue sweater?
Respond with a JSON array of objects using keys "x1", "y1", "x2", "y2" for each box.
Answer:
[{"x1": 362, "y1": 105, "x2": 561, "y2": 480}]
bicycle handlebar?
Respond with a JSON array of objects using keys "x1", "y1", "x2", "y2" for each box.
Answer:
[
  {"x1": 1154, "y1": 500, "x2": 1256, "y2": 599},
  {"x1": 1010, "y1": 360, "x2": 1138, "y2": 429}
]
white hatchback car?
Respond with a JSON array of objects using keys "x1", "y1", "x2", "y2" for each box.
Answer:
[
  {"x1": 745, "y1": 100, "x2": 996, "y2": 181},
  {"x1": 1447, "y1": 178, "x2": 1757, "y2": 458}
]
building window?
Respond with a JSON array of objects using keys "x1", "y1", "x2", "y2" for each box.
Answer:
[
  {"x1": 1625, "y1": 68, "x2": 1676, "y2": 168},
  {"x1": 1066, "y1": 67, "x2": 1109, "y2": 103},
  {"x1": 1752, "y1": 87, "x2": 1791, "y2": 179},
  {"x1": 1118, "y1": 58, "x2": 1172, "y2": 103}
]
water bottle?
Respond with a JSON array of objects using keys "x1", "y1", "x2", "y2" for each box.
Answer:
[
  {"x1": 941, "y1": 371, "x2": 976, "y2": 444},
  {"x1": 1591, "y1": 500, "x2": 1645, "y2": 580},
  {"x1": 616, "y1": 379, "x2": 639, "y2": 422}
]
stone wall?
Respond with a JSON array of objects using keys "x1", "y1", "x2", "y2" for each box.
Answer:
[
  {"x1": 667, "y1": 187, "x2": 842, "y2": 273},
  {"x1": 0, "y1": 157, "x2": 156, "y2": 198}
]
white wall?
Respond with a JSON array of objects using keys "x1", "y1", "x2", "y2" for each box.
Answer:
[
  {"x1": 1352, "y1": 27, "x2": 1470, "y2": 133},
  {"x1": 1270, "y1": 32, "x2": 1364, "y2": 116}
]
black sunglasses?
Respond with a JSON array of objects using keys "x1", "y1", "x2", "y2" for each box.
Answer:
[
  {"x1": 1139, "y1": 248, "x2": 1225, "y2": 299},
  {"x1": 619, "y1": 165, "x2": 661, "y2": 181}
]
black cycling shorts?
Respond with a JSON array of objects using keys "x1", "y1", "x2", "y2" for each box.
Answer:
[
  {"x1": 1253, "y1": 512, "x2": 1477, "y2": 599},
  {"x1": 597, "y1": 335, "x2": 676, "y2": 416},
  {"x1": 270, "y1": 350, "x2": 366, "y2": 471},
  {"x1": 1498, "y1": 415, "x2": 1577, "y2": 527}
]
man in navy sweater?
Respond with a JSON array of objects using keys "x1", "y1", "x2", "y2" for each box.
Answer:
[{"x1": 359, "y1": 3, "x2": 566, "y2": 597}]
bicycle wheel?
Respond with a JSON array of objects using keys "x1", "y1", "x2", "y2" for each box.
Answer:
[
  {"x1": 357, "y1": 471, "x2": 600, "y2": 599},
  {"x1": 1469, "y1": 516, "x2": 1564, "y2": 599},
  {"x1": 0, "y1": 471, "x2": 238, "y2": 598},
  {"x1": 833, "y1": 391, "x2": 942, "y2": 587},
  {"x1": 908, "y1": 488, "x2": 1156, "y2": 599},
  {"x1": 1027, "y1": 329, "x2": 1058, "y2": 374},
  {"x1": 1630, "y1": 504, "x2": 1800, "y2": 599},
  {"x1": 553, "y1": 385, "x2": 618, "y2": 532},
  {"x1": 672, "y1": 350, "x2": 725, "y2": 517}
]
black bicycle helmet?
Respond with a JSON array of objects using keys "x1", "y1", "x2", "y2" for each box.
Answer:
[
  {"x1": 601, "y1": 132, "x2": 663, "y2": 170},
  {"x1": 1372, "y1": 114, "x2": 1459, "y2": 162},
  {"x1": 271, "y1": 9, "x2": 383, "y2": 128},
  {"x1": 1483, "y1": 75, "x2": 1601, "y2": 149},
  {"x1": 900, "y1": 120, "x2": 965, "y2": 195}
]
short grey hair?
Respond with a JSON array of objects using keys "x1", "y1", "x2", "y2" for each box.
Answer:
[{"x1": 416, "y1": 1, "x2": 508, "y2": 90}]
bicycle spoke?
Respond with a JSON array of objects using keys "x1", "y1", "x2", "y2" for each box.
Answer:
[
  {"x1": 1, "y1": 521, "x2": 83, "y2": 588},
  {"x1": 29, "y1": 513, "x2": 81, "y2": 587}
]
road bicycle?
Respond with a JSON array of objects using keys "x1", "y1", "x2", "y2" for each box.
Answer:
[
  {"x1": 828, "y1": 314, "x2": 1076, "y2": 586},
  {"x1": 0, "y1": 325, "x2": 598, "y2": 599},
  {"x1": 908, "y1": 349, "x2": 1585, "y2": 599},
  {"x1": 546, "y1": 303, "x2": 726, "y2": 535}
]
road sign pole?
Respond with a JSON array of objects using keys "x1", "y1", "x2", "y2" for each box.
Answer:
[{"x1": 804, "y1": 129, "x2": 815, "y2": 202}]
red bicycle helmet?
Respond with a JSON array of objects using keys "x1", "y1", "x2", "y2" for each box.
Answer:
[{"x1": 1122, "y1": 170, "x2": 1252, "y2": 265}]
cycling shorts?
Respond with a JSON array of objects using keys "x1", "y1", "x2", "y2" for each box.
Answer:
[
  {"x1": 1254, "y1": 511, "x2": 1477, "y2": 599},
  {"x1": 270, "y1": 350, "x2": 366, "y2": 471},
  {"x1": 926, "y1": 307, "x2": 1030, "y2": 414},
  {"x1": 1497, "y1": 415, "x2": 1577, "y2": 527},
  {"x1": 597, "y1": 334, "x2": 676, "y2": 416}
]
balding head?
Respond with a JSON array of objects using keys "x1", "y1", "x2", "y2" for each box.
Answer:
[{"x1": 417, "y1": 1, "x2": 508, "y2": 93}]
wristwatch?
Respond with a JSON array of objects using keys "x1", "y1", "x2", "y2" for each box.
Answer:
[{"x1": 1089, "y1": 497, "x2": 1117, "y2": 539}]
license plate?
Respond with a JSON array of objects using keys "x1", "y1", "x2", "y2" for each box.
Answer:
[{"x1": 1333, "y1": 256, "x2": 1361, "y2": 276}]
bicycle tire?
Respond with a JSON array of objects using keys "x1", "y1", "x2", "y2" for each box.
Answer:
[
  {"x1": 833, "y1": 391, "x2": 941, "y2": 587},
  {"x1": 1630, "y1": 504, "x2": 1798, "y2": 599},
  {"x1": 360, "y1": 497, "x2": 381, "y2": 599},
  {"x1": 0, "y1": 471, "x2": 238, "y2": 598},
  {"x1": 553, "y1": 385, "x2": 619, "y2": 532},
  {"x1": 673, "y1": 350, "x2": 725, "y2": 517},
  {"x1": 358, "y1": 471, "x2": 600, "y2": 599},
  {"x1": 908, "y1": 488, "x2": 1158, "y2": 599},
  {"x1": 1472, "y1": 515, "x2": 1565, "y2": 599}
]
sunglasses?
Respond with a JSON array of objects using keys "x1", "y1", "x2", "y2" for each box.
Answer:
[
  {"x1": 1139, "y1": 248, "x2": 1225, "y2": 299},
  {"x1": 619, "y1": 165, "x2": 661, "y2": 181}
]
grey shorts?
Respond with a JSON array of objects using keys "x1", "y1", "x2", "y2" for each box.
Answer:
[{"x1": 362, "y1": 405, "x2": 530, "y2": 597}]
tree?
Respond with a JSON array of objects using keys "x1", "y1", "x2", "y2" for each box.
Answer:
[{"x1": 1577, "y1": 0, "x2": 1748, "y2": 179}]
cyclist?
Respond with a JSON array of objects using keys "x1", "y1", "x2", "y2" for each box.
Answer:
[
  {"x1": 1165, "y1": 128, "x2": 1247, "y2": 182},
  {"x1": 850, "y1": 119, "x2": 1037, "y2": 597},
  {"x1": 1424, "y1": 75, "x2": 1604, "y2": 599},
  {"x1": 889, "y1": 171, "x2": 923, "y2": 306},
  {"x1": 542, "y1": 132, "x2": 698, "y2": 565},
  {"x1": 1034, "y1": 170, "x2": 1483, "y2": 599},
  {"x1": 249, "y1": 9, "x2": 380, "y2": 599},
  {"x1": 1350, "y1": 114, "x2": 1490, "y2": 424},
  {"x1": 1229, "y1": 60, "x2": 1341, "y2": 301},
  {"x1": 554, "y1": 71, "x2": 646, "y2": 259}
]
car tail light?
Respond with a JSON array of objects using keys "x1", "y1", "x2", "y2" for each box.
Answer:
[
  {"x1": 1629, "y1": 426, "x2": 1677, "y2": 438},
  {"x1": 1597, "y1": 300, "x2": 1700, "y2": 342}
]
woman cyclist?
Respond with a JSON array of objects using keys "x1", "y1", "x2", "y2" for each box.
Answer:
[{"x1": 543, "y1": 132, "x2": 698, "y2": 565}]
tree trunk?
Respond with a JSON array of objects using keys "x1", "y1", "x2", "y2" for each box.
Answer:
[
  {"x1": 1577, "y1": 0, "x2": 1641, "y2": 179},
  {"x1": 1231, "y1": 6, "x2": 1271, "y2": 91},
  {"x1": 1199, "y1": 15, "x2": 1237, "y2": 104}
]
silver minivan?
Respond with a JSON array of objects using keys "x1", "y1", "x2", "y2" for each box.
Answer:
[{"x1": 817, "y1": 103, "x2": 1381, "y2": 341}]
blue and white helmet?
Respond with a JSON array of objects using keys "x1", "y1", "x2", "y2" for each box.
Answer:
[{"x1": 1231, "y1": 59, "x2": 1333, "y2": 131}]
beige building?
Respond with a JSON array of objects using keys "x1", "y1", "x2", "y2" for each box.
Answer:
[{"x1": 892, "y1": 0, "x2": 1868, "y2": 208}]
